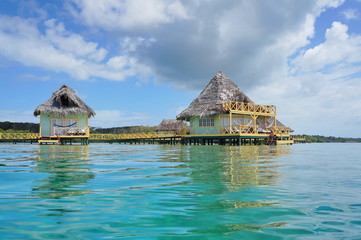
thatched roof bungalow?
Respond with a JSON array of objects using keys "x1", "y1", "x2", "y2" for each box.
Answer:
[
  {"x1": 155, "y1": 119, "x2": 188, "y2": 134},
  {"x1": 34, "y1": 85, "x2": 95, "y2": 138},
  {"x1": 177, "y1": 72, "x2": 288, "y2": 135}
]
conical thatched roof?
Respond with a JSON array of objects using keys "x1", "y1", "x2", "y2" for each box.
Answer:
[
  {"x1": 34, "y1": 85, "x2": 96, "y2": 118},
  {"x1": 155, "y1": 119, "x2": 187, "y2": 132},
  {"x1": 177, "y1": 71, "x2": 252, "y2": 120},
  {"x1": 176, "y1": 71, "x2": 286, "y2": 128}
]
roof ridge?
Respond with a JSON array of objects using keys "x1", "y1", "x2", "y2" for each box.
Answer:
[{"x1": 177, "y1": 72, "x2": 252, "y2": 119}]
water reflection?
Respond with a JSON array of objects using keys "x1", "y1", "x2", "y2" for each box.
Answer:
[
  {"x1": 226, "y1": 145, "x2": 291, "y2": 191},
  {"x1": 153, "y1": 144, "x2": 291, "y2": 192},
  {"x1": 146, "y1": 144, "x2": 292, "y2": 236},
  {"x1": 33, "y1": 145, "x2": 94, "y2": 199},
  {"x1": 169, "y1": 144, "x2": 292, "y2": 191},
  {"x1": 29, "y1": 144, "x2": 293, "y2": 237}
]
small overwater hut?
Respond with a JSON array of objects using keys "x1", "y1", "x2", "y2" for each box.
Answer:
[
  {"x1": 177, "y1": 72, "x2": 292, "y2": 145},
  {"x1": 155, "y1": 119, "x2": 189, "y2": 135},
  {"x1": 34, "y1": 85, "x2": 95, "y2": 145}
]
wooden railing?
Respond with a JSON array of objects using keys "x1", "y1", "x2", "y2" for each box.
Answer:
[
  {"x1": 219, "y1": 121, "x2": 256, "y2": 134},
  {"x1": 53, "y1": 127, "x2": 89, "y2": 137},
  {"x1": 0, "y1": 128, "x2": 291, "y2": 141},
  {"x1": 90, "y1": 132, "x2": 179, "y2": 140},
  {"x1": 216, "y1": 124, "x2": 291, "y2": 135},
  {"x1": 222, "y1": 101, "x2": 276, "y2": 116},
  {"x1": 271, "y1": 126, "x2": 291, "y2": 135},
  {"x1": 0, "y1": 131, "x2": 179, "y2": 141},
  {"x1": 0, "y1": 132, "x2": 40, "y2": 140}
]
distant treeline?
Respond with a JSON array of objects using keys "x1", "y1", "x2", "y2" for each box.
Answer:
[
  {"x1": 0, "y1": 121, "x2": 39, "y2": 133},
  {"x1": 295, "y1": 135, "x2": 361, "y2": 143},
  {"x1": 92, "y1": 126, "x2": 156, "y2": 134}
]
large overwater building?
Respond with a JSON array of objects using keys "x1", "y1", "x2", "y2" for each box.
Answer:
[{"x1": 177, "y1": 72, "x2": 292, "y2": 145}]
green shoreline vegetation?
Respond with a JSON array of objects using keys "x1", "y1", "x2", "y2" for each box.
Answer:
[
  {"x1": 294, "y1": 135, "x2": 361, "y2": 143},
  {"x1": 0, "y1": 121, "x2": 360, "y2": 143}
]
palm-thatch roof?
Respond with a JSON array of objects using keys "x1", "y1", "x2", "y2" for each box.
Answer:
[
  {"x1": 155, "y1": 119, "x2": 187, "y2": 132},
  {"x1": 34, "y1": 85, "x2": 96, "y2": 118},
  {"x1": 176, "y1": 71, "x2": 286, "y2": 127},
  {"x1": 177, "y1": 71, "x2": 252, "y2": 120}
]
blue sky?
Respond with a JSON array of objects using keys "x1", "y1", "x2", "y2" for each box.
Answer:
[{"x1": 0, "y1": 0, "x2": 361, "y2": 137}]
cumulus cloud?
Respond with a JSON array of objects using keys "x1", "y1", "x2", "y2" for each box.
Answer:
[
  {"x1": 67, "y1": 0, "x2": 189, "y2": 31},
  {"x1": 0, "y1": 0, "x2": 347, "y2": 90},
  {"x1": 67, "y1": 0, "x2": 346, "y2": 90},
  {"x1": 250, "y1": 21, "x2": 361, "y2": 137},
  {"x1": 292, "y1": 22, "x2": 361, "y2": 72},
  {"x1": 0, "y1": 14, "x2": 151, "y2": 81},
  {"x1": 44, "y1": 19, "x2": 108, "y2": 62}
]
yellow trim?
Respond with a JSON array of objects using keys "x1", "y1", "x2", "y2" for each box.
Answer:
[
  {"x1": 222, "y1": 101, "x2": 276, "y2": 117},
  {"x1": 0, "y1": 133, "x2": 40, "y2": 140},
  {"x1": 276, "y1": 140, "x2": 294, "y2": 145},
  {"x1": 38, "y1": 139, "x2": 59, "y2": 144},
  {"x1": 230, "y1": 112, "x2": 232, "y2": 131},
  {"x1": 39, "y1": 113, "x2": 42, "y2": 136}
]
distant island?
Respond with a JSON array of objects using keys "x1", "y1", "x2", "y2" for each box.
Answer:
[{"x1": 0, "y1": 121, "x2": 360, "y2": 143}]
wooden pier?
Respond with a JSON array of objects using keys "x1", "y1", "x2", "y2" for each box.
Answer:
[{"x1": 0, "y1": 132, "x2": 293, "y2": 145}]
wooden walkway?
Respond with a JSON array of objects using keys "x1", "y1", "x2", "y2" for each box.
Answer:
[{"x1": 0, "y1": 132, "x2": 294, "y2": 145}]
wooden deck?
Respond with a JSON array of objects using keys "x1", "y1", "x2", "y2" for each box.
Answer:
[{"x1": 38, "y1": 139, "x2": 60, "y2": 145}]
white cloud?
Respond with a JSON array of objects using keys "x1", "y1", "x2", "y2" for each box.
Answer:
[
  {"x1": 316, "y1": 0, "x2": 345, "y2": 8},
  {"x1": 1, "y1": 1, "x2": 347, "y2": 90},
  {"x1": 341, "y1": 8, "x2": 359, "y2": 20},
  {"x1": 249, "y1": 21, "x2": 361, "y2": 137},
  {"x1": 44, "y1": 19, "x2": 108, "y2": 62},
  {"x1": 68, "y1": 0, "x2": 189, "y2": 31},
  {"x1": 0, "y1": 15, "x2": 152, "y2": 81},
  {"x1": 66, "y1": 0, "x2": 346, "y2": 90},
  {"x1": 293, "y1": 22, "x2": 361, "y2": 72}
]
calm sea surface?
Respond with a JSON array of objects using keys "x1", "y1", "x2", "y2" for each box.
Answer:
[{"x1": 0, "y1": 143, "x2": 360, "y2": 239}]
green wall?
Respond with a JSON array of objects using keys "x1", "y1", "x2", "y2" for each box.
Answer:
[
  {"x1": 190, "y1": 116, "x2": 220, "y2": 135},
  {"x1": 189, "y1": 114, "x2": 256, "y2": 135},
  {"x1": 39, "y1": 113, "x2": 88, "y2": 136}
]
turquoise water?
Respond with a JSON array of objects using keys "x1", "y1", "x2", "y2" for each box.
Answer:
[{"x1": 0, "y1": 143, "x2": 360, "y2": 239}]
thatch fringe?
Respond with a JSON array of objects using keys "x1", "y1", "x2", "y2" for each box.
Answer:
[{"x1": 34, "y1": 85, "x2": 95, "y2": 118}]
